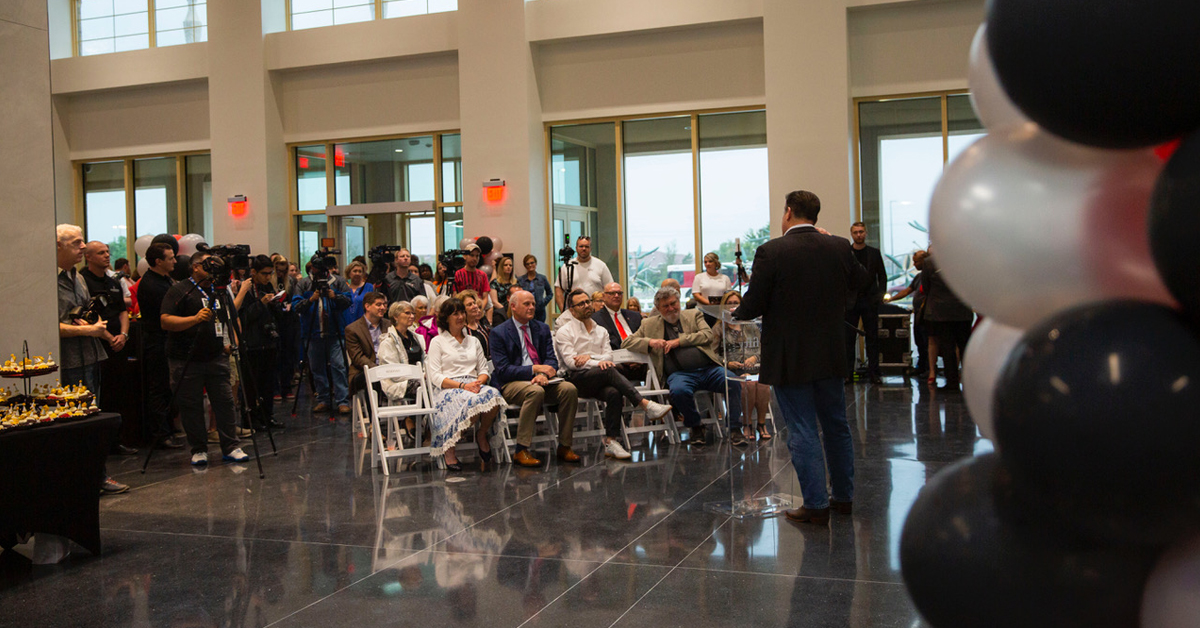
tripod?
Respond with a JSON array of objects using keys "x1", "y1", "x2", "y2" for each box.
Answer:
[{"x1": 290, "y1": 279, "x2": 349, "y2": 420}]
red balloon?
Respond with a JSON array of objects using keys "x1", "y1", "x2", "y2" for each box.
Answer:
[
  {"x1": 173, "y1": 234, "x2": 183, "y2": 240},
  {"x1": 1155, "y1": 139, "x2": 1182, "y2": 161}
]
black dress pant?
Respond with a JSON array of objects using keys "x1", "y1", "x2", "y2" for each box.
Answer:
[
  {"x1": 243, "y1": 348, "x2": 278, "y2": 426},
  {"x1": 142, "y1": 332, "x2": 176, "y2": 441},
  {"x1": 568, "y1": 367, "x2": 644, "y2": 438},
  {"x1": 927, "y1": 320, "x2": 972, "y2": 384},
  {"x1": 845, "y1": 301, "x2": 880, "y2": 376}
]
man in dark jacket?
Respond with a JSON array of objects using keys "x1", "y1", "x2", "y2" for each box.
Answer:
[
  {"x1": 845, "y1": 221, "x2": 888, "y2": 384},
  {"x1": 734, "y1": 190, "x2": 868, "y2": 525},
  {"x1": 237, "y1": 255, "x2": 287, "y2": 430}
]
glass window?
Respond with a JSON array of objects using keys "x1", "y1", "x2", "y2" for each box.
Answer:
[
  {"x1": 79, "y1": 0, "x2": 150, "y2": 56},
  {"x1": 442, "y1": 208, "x2": 463, "y2": 251},
  {"x1": 440, "y1": 134, "x2": 462, "y2": 203},
  {"x1": 334, "y1": 137, "x2": 435, "y2": 205},
  {"x1": 698, "y1": 110, "x2": 768, "y2": 283},
  {"x1": 296, "y1": 215, "x2": 328, "y2": 262},
  {"x1": 549, "y1": 123, "x2": 617, "y2": 292},
  {"x1": 133, "y1": 157, "x2": 179, "y2": 238},
  {"x1": 184, "y1": 154, "x2": 212, "y2": 241},
  {"x1": 83, "y1": 161, "x2": 128, "y2": 262},
  {"x1": 291, "y1": 0, "x2": 373, "y2": 30},
  {"x1": 623, "y1": 117, "x2": 695, "y2": 304},
  {"x1": 296, "y1": 145, "x2": 328, "y2": 211},
  {"x1": 384, "y1": 0, "x2": 457, "y2": 18},
  {"x1": 406, "y1": 214, "x2": 437, "y2": 263},
  {"x1": 155, "y1": 0, "x2": 207, "y2": 47},
  {"x1": 947, "y1": 94, "x2": 986, "y2": 162}
]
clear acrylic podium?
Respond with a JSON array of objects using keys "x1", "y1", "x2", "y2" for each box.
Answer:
[{"x1": 698, "y1": 306, "x2": 795, "y2": 519}]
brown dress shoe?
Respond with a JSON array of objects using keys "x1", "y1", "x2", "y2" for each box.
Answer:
[
  {"x1": 557, "y1": 445, "x2": 581, "y2": 463},
  {"x1": 338, "y1": 404, "x2": 351, "y2": 414},
  {"x1": 513, "y1": 449, "x2": 543, "y2": 467},
  {"x1": 313, "y1": 402, "x2": 330, "y2": 413},
  {"x1": 830, "y1": 500, "x2": 853, "y2": 515},
  {"x1": 784, "y1": 507, "x2": 830, "y2": 525}
]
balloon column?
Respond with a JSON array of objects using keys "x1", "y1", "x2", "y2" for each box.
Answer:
[
  {"x1": 132, "y1": 233, "x2": 207, "y2": 277},
  {"x1": 901, "y1": 4, "x2": 1200, "y2": 627},
  {"x1": 459, "y1": 235, "x2": 505, "y2": 278}
]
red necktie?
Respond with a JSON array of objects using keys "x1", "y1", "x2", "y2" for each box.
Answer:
[
  {"x1": 615, "y1": 312, "x2": 630, "y2": 340},
  {"x1": 521, "y1": 324, "x2": 541, "y2": 365}
]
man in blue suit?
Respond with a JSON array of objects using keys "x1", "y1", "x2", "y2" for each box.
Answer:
[{"x1": 491, "y1": 290, "x2": 580, "y2": 467}]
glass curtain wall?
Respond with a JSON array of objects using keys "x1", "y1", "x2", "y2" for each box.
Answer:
[
  {"x1": 440, "y1": 134, "x2": 463, "y2": 250},
  {"x1": 133, "y1": 157, "x2": 179, "y2": 238},
  {"x1": 857, "y1": 93, "x2": 984, "y2": 295},
  {"x1": 155, "y1": 0, "x2": 207, "y2": 46},
  {"x1": 291, "y1": 0, "x2": 458, "y2": 30},
  {"x1": 550, "y1": 124, "x2": 617, "y2": 290},
  {"x1": 698, "y1": 110, "x2": 769, "y2": 288},
  {"x1": 83, "y1": 161, "x2": 129, "y2": 261},
  {"x1": 184, "y1": 154, "x2": 212, "y2": 242}
]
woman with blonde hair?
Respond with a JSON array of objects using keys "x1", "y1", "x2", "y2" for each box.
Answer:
[
  {"x1": 489, "y1": 256, "x2": 519, "y2": 318},
  {"x1": 456, "y1": 289, "x2": 492, "y2": 359},
  {"x1": 715, "y1": 291, "x2": 772, "y2": 440}
]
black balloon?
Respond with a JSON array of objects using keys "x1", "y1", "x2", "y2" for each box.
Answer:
[
  {"x1": 901, "y1": 454, "x2": 1158, "y2": 628},
  {"x1": 151, "y1": 233, "x2": 179, "y2": 254},
  {"x1": 987, "y1": 0, "x2": 1200, "y2": 148},
  {"x1": 170, "y1": 254, "x2": 192, "y2": 282},
  {"x1": 475, "y1": 236, "x2": 494, "y2": 256},
  {"x1": 994, "y1": 301, "x2": 1200, "y2": 546},
  {"x1": 1150, "y1": 130, "x2": 1200, "y2": 323}
]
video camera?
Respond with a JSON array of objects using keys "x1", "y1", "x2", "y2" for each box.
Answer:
[
  {"x1": 558, "y1": 234, "x2": 575, "y2": 267},
  {"x1": 367, "y1": 244, "x2": 405, "y2": 286},
  {"x1": 199, "y1": 244, "x2": 252, "y2": 288},
  {"x1": 309, "y1": 246, "x2": 342, "y2": 292},
  {"x1": 439, "y1": 249, "x2": 470, "y2": 273},
  {"x1": 68, "y1": 294, "x2": 109, "y2": 325}
]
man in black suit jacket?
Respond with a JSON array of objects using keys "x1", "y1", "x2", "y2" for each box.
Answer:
[
  {"x1": 733, "y1": 190, "x2": 868, "y2": 525},
  {"x1": 592, "y1": 282, "x2": 643, "y2": 350},
  {"x1": 845, "y1": 221, "x2": 888, "y2": 384}
]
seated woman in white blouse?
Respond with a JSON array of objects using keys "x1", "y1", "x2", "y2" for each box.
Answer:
[
  {"x1": 426, "y1": 297, "x2": 505, "y2": 472},
  {"x1": 554, "y1": 288, "x2": 672, "y2": 460},
  {"x1": 376, "y1": 301, "x2": 426, "y2": 443}
]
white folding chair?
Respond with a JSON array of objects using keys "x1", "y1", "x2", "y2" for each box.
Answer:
[
  {"x1": 694, "y1": 391, "x2": 729, "y2": 439},
  {"x1": 612, "y1": 349, "x2": 680, "y2": 449},
  {"x1": 364, "y1": 362, "x2": 436, "y2": 475},
  {"x1": 551, "y1": 332, "x2": 607, "y2": 445}
]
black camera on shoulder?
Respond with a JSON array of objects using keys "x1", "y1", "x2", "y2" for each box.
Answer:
[
  {"x1": 309, "y1": 247, "x2": 341, "y2": 292},
  {"x1": 440, "y1": 249, "x2": 470, "y2": 273},
  {"x1": 199, "y1": 244, "x2": 252, "y2": 288},
  {"x1": 367, "y1": 244, "x2": 404, "y2": 286},
  {"x1": 68, "y1": 294, "x2": 109, "y2": 325}
]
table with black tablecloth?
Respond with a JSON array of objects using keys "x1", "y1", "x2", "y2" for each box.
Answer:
[{"x1": 0, "y1": 413, "x2": 120, "y2": 555}]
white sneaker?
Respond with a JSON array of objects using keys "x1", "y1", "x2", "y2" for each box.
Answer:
[
  {"x1": 191, "y1": 452, "x2": 208, "y2": 466},
  {"x1": 644, "y1": 400, "x2": 672, "y2": 422},
  {"x1": 604, "y1": 438, "x2": 632, "y2": 460},
  {"x1": 223, "y1": 448, "x2": 250, "y2": 463}
]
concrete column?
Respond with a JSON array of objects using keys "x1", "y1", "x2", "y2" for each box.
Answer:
[
  {"x1": 206, "y1": 0, "x2": 288, "y2": 254},
  {"x1": 763, "y1": 0, "x2": 853, "y2": 237},
  {"x1": 0, "y1": 1, "x2": 60, "y2": 363},
  {"x1": 457, "y1": 0, "x2": 547, "y2": 262}
]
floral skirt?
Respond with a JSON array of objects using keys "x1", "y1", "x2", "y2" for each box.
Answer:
[{"x1": 430, "y1": 376, "x2": 507, "y2": 454}]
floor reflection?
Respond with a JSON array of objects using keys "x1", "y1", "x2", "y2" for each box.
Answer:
[{"x1": 1, "y1": 378, "x2": 979, "y2": 627}]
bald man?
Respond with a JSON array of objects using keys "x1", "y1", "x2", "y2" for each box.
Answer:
[{"x1": 592, "y1": 282, "x2": 642, "y2": 351}]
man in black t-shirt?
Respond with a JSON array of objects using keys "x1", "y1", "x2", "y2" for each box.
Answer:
[
  {"x1": 80, "y1": 241, "x2": 136, "y2": 455},
  {"x1": 137, "y1": 243, "x2": 185, "y2": 449},
  {"x1": 161, "y1": 251, "x2": 249, "y2": 466},
  {"x1": 845, "y1": 222, "x2": 888, "y2": 384}
]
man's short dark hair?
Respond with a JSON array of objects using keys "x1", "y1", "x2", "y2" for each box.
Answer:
[
  {"x1": 567, "y1": 288, "x2": 589, "y2": 308},
  {"x1": 251, "y1": 254, "x2": 273, "y2": 272},
  {"x1": 786, "y1": 190, "x2": 821, "y2": 223},
  {"x1": 851, "y1": 221, "x2": 866, "y2": 229},
  {"x1": 363, "y1": 291, "x2": 387, "y2": 308},
  {"x1": 437, "y1": 298, "x2": 467, "y2": 330},
  {"x1": 146, "y1": 242, "x2": 172, "y2": 266},
  {"x1": 577, "y1": 236, "x2": 592, "y2": 245},
  {"x1": 113, "y1": 258, "x2": 130, "y2": 271}
]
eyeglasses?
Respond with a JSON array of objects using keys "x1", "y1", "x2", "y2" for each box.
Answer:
[
  {"x1": 571, "y1": 301, "x2": 590, "y2": 309},
  {"x1": 603, "y1": 291, "x2": 622, "y2": 296}
]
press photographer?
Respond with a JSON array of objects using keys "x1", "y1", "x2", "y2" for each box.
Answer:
[
  {"x1": 237, "y1": 255, "x2": 287, "y2": 431},
  {"x1": 80, "y1": 240, "x2": 136, "y2": 456},
  {"x1": 160, "y1": 249, "x2": 250, "y2": 466},
  {"x1": 293, "y1": 248, "x2": 352, "y2": 414},
  {"x1": 365, "y1": 244, "x2": 403, "y2": 291}
]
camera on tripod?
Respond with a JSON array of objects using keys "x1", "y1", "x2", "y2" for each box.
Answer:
[
  {"x1": 439, "y1": 249, "x2": 470, "y2": 273},
  {"x1": 68, "y1": 294, "x2": 109, "y2": 325},
  {"x1": 199, "y1": 244, "x2": 252, "y2": 288},
  {"x1": 558, "y1": 234, "x2": 575, "y2": 267},
  {"x1": 309, "y1": 247, "x2": 341, "y2": 292},
  {"x1": 366, "y1": 244, "x2": 404, "y2": 285}
]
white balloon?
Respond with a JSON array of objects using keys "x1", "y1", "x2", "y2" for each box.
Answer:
[
  {"x1": 178, "y1": 233, "x2": 206, "y2": 256},
  {"x1": 929, "y1": 127, "x2": 1176, "y2": 329},
  {"x1": 491, "y1": 236, "x2": 503, "y2": 253},
  {"x1": 968, "y1": 24, "x2": 1030, "y2": 133},
  {"x1": 459, "y1": 238, "x2": 475, "y2": 250},
  {"x1": 1142, "y1": 534, "x2": 1200, "y2": 628},
  {"x1": 961, "y1": 318, "x2": 1024, "y2": 443},
  {"x1": 137, "y1": 258, "x2": 149, "y2": 277},
  {"x1": 133, "y1": 234, "x2": 155, "y2": 257},
  {"x1": 479, "y1": 264, "x2": 493, "y2": 277}
]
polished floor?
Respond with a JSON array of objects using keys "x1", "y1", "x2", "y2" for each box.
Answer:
[{"x1": 1, "y1": 378, "x2": 990, "y2": 627}]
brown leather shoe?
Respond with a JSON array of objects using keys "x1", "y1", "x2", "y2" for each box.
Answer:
[
  {"x1": 557, "y1": 445, "x2": 581, "y2": 463},
  {"x1": 338, "y1": 404, "x2": 351, "y2": 414},
  {"x1": 830, "y1": 500, "x2": 853, "y2": 515},
  {"x1": 784, "y1": 507, "x2": 830, "y2": 525},
  {"x1": 513, "y1": 449, "x2": 542, "y2": 467},
  {"x1": 313, "y1": 402, "x2": 330, "y2": 413}
]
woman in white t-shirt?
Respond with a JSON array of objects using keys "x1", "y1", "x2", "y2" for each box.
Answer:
[{"x1": 692, "y1": 253, "x2": 732, "y2": 306}]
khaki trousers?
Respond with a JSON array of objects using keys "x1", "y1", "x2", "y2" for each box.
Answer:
[{"x1": 501, "y1": 380, "x2": 579, "y2": 448}]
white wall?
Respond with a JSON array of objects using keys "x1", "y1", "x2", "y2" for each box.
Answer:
[
  {"x1": 276, "y1": 54, "x2": 461, "y2": 143},
  {"x1": 57, "y1": 80, "x2": 211, "y2": 160},
  {"x1": 535, "y1": 21, "x2": 765, "y2": 121},
  {"x1": 849, "y1": 0, "x2": 984, "y2": 96}
]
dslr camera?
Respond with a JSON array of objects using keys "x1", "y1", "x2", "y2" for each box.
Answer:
[
  {"x1": 68, "y1": 294, "x2": 109, "y2": 325},
  {"x1": 309, "y1": 247, "x2": 341, "y2": 292}
]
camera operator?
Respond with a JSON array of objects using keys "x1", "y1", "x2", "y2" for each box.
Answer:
[
  {"x1": 237, "y1": 255, "x2": 286, "y2": 430},
  {"x1": 56, "y1": 224, "x2": 128, "y2": 494},
  {"x1": 161, "y1": 250, "x2": 250, "y2": 466},
  {"x1": 385, "y1": 248, "x2": 425, "y2": 304},
  {"x1": 554, "y1": 236, "x2": 613, "y2": 311},
  {"x1": 293, "y1": 256, "x2": 353, "y2": 414},
  {"x1": 80, "y1": 240, "x2": 136, "y2": 456}
]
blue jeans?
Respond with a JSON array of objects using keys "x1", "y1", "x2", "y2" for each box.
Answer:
[
  {"x1": 307, "y1": 336, "x2": 349, "y2": 406},
  {"x1": 774, "y1": 378, "x2": 855, "y2": 510},
  {"x1": 666, "y1": 365, "x2": 742, "y2": 429},
  {"x1": 61, "y1": 362, "x2": 101, "y2": 398}
]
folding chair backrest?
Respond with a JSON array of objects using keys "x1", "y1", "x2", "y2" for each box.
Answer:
[{"x1": 612, "y1": 349, "x2": 659, "y2": 388}]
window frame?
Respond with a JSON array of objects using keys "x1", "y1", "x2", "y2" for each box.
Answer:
[
  {"x1": 285, "y1": 0, "x2": 457, "y2": 31},
  {"x1": 73, "y1": 0, "x2": 209, "y2": 57}
]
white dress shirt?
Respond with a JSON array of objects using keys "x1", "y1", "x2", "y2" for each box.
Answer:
[
  {"x1": 426, "y1": 330, "x2": 489, "y2": 386},
  {"x1": 605, "y1": 307, "x2": 634, "y2": 339},
  {"x1": 554, "y1": 317, "x2": 613, "y2": 372},
  {"x1": 556, "y1": 256, "x2": 614, "y2": 296}
]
